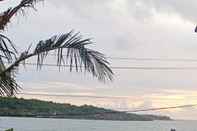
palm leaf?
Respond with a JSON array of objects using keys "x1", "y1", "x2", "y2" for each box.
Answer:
[
  {"x1": 0, "y1": 34, "x2": 17, "y2": 62},
  {"x1": 0, "y1": 0, "x2": 42, "y2": 30},
  {"x1": 0, "y1": 58, "x2": 19, "y2": 96},
  {"x1": 33, "y1": 31, "x2": 113, "y2": 81},
  {"x1": 0, "y1": 31, "x2": 113, "y2": 96},
  {"x1": 0, "y1": 1, "x2": 113, "y2": 97}
]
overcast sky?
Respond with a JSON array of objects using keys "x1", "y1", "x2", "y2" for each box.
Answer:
[{"x1": 1, "y1": 0, "x2": 197, "y2": 120}]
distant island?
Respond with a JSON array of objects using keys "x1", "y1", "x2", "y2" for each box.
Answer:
[{"x1": 0, "y1": 97, "x2": 171, "y2": 121}]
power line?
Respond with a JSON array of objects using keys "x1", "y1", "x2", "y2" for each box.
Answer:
[
  {"x1": 107, "y1": 57, "x2": 197, "y2": 62},
  {"x1": 36, "y1": 53, "x2": 197, "y2": 62},
  {"x1": 125, "y1": 104, "x2": 197, "y2": 113},
  {"x1": 18, "y1": 92, "x2": 129, "y2": 99},
  {"x1": 111, "y1": 66, "x2": 197, "y2": 70},
  {"x1": 18, "y1": 62, "x2": 197, "y2": 71},
  {"x1": 17, "y1": 51, "x2": 197, "y2": 62},
  {"x1": 18, "y1": 92, "x2": 195, "y2": 102},
  {"x1": 102, "y1": 104, "x2": 197, "y2": 113}
]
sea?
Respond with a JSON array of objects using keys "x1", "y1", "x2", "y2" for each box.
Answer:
[{"x1": 0, "y1": 117, "x2": 196, "y2": 131}]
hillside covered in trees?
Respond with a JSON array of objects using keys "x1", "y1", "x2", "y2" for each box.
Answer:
[{"x1": 0, "y1": 97, "x2": 171, "y2": 121}]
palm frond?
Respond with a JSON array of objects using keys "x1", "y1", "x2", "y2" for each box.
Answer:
[
  {"x1": 0, "y1": 31, "x2": 113, "y2": 96},
  {"x1": 0, "y1": 74, "x2": 19, "y2": 96},
  {"x1": 0, "y1": 58, "x2": 19, "y2": 96},
  {"x1": 33, "y1": 31, "x2": 114, "y2": 81},
  {"x1": 0, "y1": 0, "x2": 42, "y2": 30},
  {"x1": 0, "y1": 34, "x2": 17, "y2": 62},
  {"x1": 2, "y1": 31, "x2": 113, "y2": 84}
]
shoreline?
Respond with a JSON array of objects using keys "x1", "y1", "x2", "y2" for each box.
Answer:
[{"x1": 0, "y1": 116, "x2": 173, "y2": 122}]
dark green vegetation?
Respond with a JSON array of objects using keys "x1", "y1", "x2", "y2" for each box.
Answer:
[
  {"x1": 0, "y1": 97, "x2": 171, "y2": 121},
  {"x1": 5, "y1": 128, "x2": 13, "y2": 131}
]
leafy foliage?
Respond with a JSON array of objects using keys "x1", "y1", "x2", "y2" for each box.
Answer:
[
  {"x1": 0, "y1": 0, "x2": 43, "y2": 30},
  {"x1": 0, "y1": 34, "x2": 17, "y2": 62},
  {"x1": 4, "y1": 31, "x2": 113, "y2": 82},
  {"x1": 33, "y1": 31, "x2": 113, "y2": 81},
  {"x1": 5, "y1": 128, "x2": 14, "y2": 131},
  {"x1": 0, "y1": 97, "x2": 171, "y2": 121},
  {"x1": 0, "y1": 97, "x2": 111, "y2": 116},
  {"x1": 0, "y1": 0, "x2": 113, "y2": 96}
]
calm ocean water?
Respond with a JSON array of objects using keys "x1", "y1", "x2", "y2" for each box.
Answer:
[{"x1": 0, "y1": 117, "x2": 196, "y2": 131}]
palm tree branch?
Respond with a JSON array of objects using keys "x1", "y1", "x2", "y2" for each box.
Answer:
[
  {"x1": 0, "y1": 31, "x2": 113, "y2": 96},
  {"x1": 0, "y1": 0, "x2": 42, "y2": 30},
  {"x1": 0, "y1": 34, "x2": 17, "y2": 62},
  {"x1": 1, "y1": 31, "x2": 113, "y2": 83},
  {"x1": 0, "y1": 57, "x2": 20, "y2": 96}
]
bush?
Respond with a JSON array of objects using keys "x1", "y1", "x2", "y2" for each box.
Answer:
[{"x1": 5, "y1": 128, "x2": 14, "y2": 131}]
